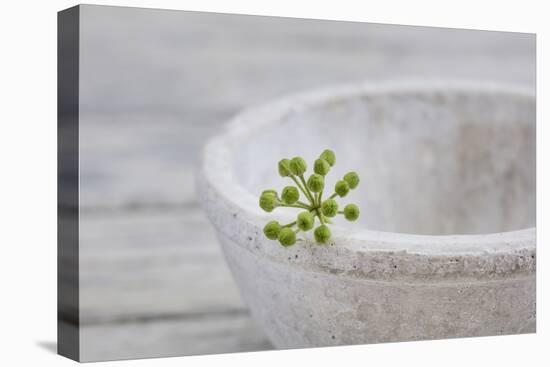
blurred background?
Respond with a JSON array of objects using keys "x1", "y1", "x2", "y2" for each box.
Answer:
[{"x1": 76, "y1": 4, "x2": 535, "y2": 361}]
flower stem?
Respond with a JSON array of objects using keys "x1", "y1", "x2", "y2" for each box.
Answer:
[
  {"x1": 299, "y1": 174, "x2": 316, "y2": 205},
  {"x1": 290, "y1": 176, "x2": 314, "y2": 205},
  {"x1": 280, "y1": 203, "x2": 311, "y2": 210},
  {"x1": 316, "y1": 209, "x2": 325, "y2": 224}
]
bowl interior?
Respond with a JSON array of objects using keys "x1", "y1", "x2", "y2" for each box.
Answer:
[{"x1": 233, "y1": 86, "x2": 535, "y2": 235}]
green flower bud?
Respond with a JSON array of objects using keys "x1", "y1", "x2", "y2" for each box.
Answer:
[
  {"x1": 278, "y1": 227, "x2": 296, "y2": 247},
  {"x1": 281, "y1": 186, "x2": 299, "y2": 205},
  {"x1": 262, "y1": 189, "x2": 278, "y2": 198},
  {"x1": 263, "y1": 221, "x2": 282, "y2": 240},
  {"x1": 321, "y1": 199, "x2": 339, "y2": 217},
  {"x1": 320, "y1": 149, "x2": 336, "y2": 166},
  {"x1": 278, "y1": 159, "x2": 292, "y2": 177},
  {"x1": 314, "y1": 224, "x2": 331, "y2": 244},
  {"x1": 307, "y1": 173, "x2": 325, "y2": 193},
  {"x1": 344, "y1": 204, "x2": 360, "y2": 221},
  {"x1": 334, "y1": 180, "x2": 350, "y2": 197},
  {"x1": 289, "y1": 156, "x2": 307, "y2": 176},
  {"x1": 259, "y1": 192, "x2": 277, "y2": 212},
  {"x1": 314, "y1": 158, "x2": 330, "y2": 176},
  {"x1": 343, "y1": 171, "x2": 360, "y2": 189},
  {"x1": 297, "y1": 211, "x2": 314, "y2": 231}
]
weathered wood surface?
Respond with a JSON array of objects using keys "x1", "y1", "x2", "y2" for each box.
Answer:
[
  {"x1": 80, "y1": 313, "x2": 272, "y2": 362},
  {"x1": 79, "y1": 210, "x2": 243, "y2": 323},
  {"x1": 74, "y1": 4, "x2": 535, "y2": 361}
]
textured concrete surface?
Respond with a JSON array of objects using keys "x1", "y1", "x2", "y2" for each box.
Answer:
[{"x1": 199, "y1": 82, "x2": 536, "y2": 348}]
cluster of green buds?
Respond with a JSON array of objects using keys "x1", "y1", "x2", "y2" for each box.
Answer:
[{"x1": 259, "y1": 149, "x2": 360, "y2": 246}]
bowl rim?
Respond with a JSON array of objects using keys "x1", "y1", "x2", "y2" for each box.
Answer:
[{"x1": 200, "y1": 80, "x2": 535, "y2": 259}]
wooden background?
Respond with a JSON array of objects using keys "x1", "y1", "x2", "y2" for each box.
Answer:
[{"x1": 75, "y1": 4, "x2": 535, "y2": 361}]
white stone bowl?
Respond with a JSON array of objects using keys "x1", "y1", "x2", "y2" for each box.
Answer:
[{"x1": 198, "y1": 81, "x2": 535, "y2": 348}]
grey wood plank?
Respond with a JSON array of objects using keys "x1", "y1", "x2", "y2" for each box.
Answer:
[
  {"x1": 79, "y1": 115, "x2": 215, "y2": 209},
  {"x1": 80, "y1": 314, "x2": 273, "y2": 362},
  {"x1": 79, "y1": 209, "x2": 246, "y2": 323},
  {"x1": 80, "y1": 5, "x2": 535, "y2": 121}
]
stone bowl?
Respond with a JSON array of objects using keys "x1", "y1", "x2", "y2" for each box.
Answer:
[{"x1": 197, "y1": 81, "x2": 536, "y2": 348}]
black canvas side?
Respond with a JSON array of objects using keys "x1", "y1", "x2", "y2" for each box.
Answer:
[{"x1": 57, "y1": 5, "x2": 80, "y2": 362}]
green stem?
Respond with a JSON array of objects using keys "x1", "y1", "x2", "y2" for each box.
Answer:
[
  {"x1": 299, "y1": 174, "x2": 316, "y2": 205},
  {"x1": 328, "y1": 192, "x2": 337, "y2": 200},
  {"x1": 297, "y1": 201, "x2": 312, "y2": 208},
  {"x1": 280, "y1": 203, "x2": 310, "y2": 210},
  {"x1": 337, "y1": 211, "x2": 345, "y2": 214},
  {"x1": 282, "y1": 221, "x2": 296, "y2": 228},
  {"x1": 316, "y1": 209, "x2": 325, "y2": 224},
  {"x1": 290, "y1": 176, "x2": 314, "y2": 205}
]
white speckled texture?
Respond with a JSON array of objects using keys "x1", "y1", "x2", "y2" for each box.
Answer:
[{"x1": 198, "y1": 81, "x2": 536, "y2": 348}]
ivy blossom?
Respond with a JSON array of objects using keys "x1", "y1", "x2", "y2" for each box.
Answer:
[{"x1": 259, "y1": 149, "x2": 360, "y2": 246}]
